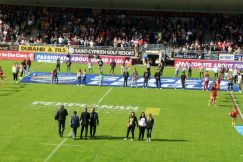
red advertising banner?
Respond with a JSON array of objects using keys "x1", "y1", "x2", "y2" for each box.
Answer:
[
  {"x1": 0, "y1": 51, "x2": 34, "y2": 60},
  {"x1": 174, "y1": 58, "x2": 243, "y2": 70}
]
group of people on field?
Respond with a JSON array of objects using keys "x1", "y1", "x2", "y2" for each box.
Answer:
[
  {"x1": 54, "y1": 105, "x2": 155, "y2": 142},
  {"x1": 54, "y1": 105, "x2": 99, "y2": 140}
]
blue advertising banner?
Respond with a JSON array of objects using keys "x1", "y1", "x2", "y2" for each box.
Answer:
[{"x1": 20, "y1": 72, "x2": 239, "y2": 91}]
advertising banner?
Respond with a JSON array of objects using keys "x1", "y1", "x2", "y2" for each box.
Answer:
[
  {"x1": 73, "y1": 48, "x2": 135, "y2": 56},
  {"x1": 174, "y1": 58, "x2": 243, "y2": 70},
  {"x1": 0, "y1": 51, "x2": 34, "y2": 60},
  {"x1": 234, "y1": 54, "x2": 243, "y2": 61},
  {"x1": 34, "y1": 53, "x2": 132, "y2": 65},
  {"x1": 173, "y1": 52, "x2": 199, "y2": 59},
  {"x1": 219, "y1": 54, "x2": 234, "y2": 61},
  {"x1": 19, "y1": 45, "x2": 68, "y2": 54}
]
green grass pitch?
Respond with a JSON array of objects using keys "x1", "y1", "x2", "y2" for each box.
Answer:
[{"x1": 0, "y1": 60, "x2": 243, "y2": 162}]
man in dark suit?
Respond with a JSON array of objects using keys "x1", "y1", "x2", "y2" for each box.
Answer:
[
  {"x1": 54, "y1": 105, "x2": 68, "y2": 137},
  {"x1": 90, "y1": 108, "x2": 99, "y2": 139},
  {"x1": 123, "y1": 68, "x2": 129, "y2": 87},
  {"x1": 80, "y1": 107, "x2": 90, "y2": 139},
  {"x1": 70, "y1": 111, "x2": 80, "y2": 140}
]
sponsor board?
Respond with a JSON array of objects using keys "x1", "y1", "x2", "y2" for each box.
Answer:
[
  {"x1": 19, "y1": 45, "x2": 68, "y2": 54},
  {"x1": 234, "y1": 54, "x2": 243, "y2": 61},
  {"x1": 31, "y1": 101, "x2": 138, "y2": 111},
  {"x1": 73, "y1": 48, "x2": 135, "y2": 56},
  {"x1": 174, "y1": 58, "x2": 243, "y2": 70},
  {"x1": 34, "y1": 53, "x2": 132, "y2": 65},
  {"x1": 219, "y1": 54, "x2": 234, "y2": 61},
  {"x1": 0, "y1": 44, "x2": 19, "y2": 51},
  {"x1": 20, "y1": 72, "x2": 239, "y2": 91},
  {"x1": 0, "y1": 51, "x2": 34, "y2": 60},
  {"x1": 173, "y1": 52, "x2": 199, "y2": 59}
]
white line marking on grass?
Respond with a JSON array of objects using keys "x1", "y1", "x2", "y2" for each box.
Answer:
[
  {"x1": 97, "y1": 87, "x2": 113, "y2": 104},
  {"x1": 40, "y1": 143, "x2": 85, "y2": 147},
  {"x1": 44, "y1": 87, "x2": 113, "y2": 162},
  {"x1": 230, "y1": 93, "x2": 243, "y2": 121}
]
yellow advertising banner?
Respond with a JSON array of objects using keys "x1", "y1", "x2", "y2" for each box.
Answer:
[{"x1": 19, "y1": 45, "x2": 68, "y2": 54}]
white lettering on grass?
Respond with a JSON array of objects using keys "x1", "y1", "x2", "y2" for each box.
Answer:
[{"x1": 31, "y1": 101, "x2": 138, "y2": 111}]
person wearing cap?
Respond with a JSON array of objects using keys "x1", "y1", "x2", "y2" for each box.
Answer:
[
  {"x1": 70, "y1": 111, "x2": 80, "y2": 140},
  {"x1": 80, "y1": 107, "x2": 90, "y2": 140},
  {"x1": 54, "y1": 105, "x2": 68, "y2": 137},
  {"x1": 90, "y1": 108, "x2": 99, "y2": 138}
]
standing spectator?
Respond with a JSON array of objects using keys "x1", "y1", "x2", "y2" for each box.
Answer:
[
  {"x1": 77, "y1": 68, "x2": 82, "y2": 86},
  {"x1": 131, "y1": 68, "x2": 138, "y2": 88},
  {"x1": 158, "y1": 60, "x2": 165, "y2": 77},
  {"x1": 20, "y1": 59, "x2": 26, "y2": 77},
  {"x1": 124, "y1": 112, "x2": 138, "y2": 141},
  {"x1": 98, "y1": 58, "x2": 103, "y2": 73},
  {"x1": 203, "y1": 71, "x2": 210, "y2": 91},
  {"x1": 88, "y1": 60, "x2": 93, "y2": 74},
  {"x1": 66, "y1": 57, "x2": 72, "y2": 74},
  {"x1": 145, "y1": 59, "x2": 151, "y2": 75},
  {"x1": 121, "y1": 59, "x2": 125, "y2": 75},
  {"x1": 12, "y1": 63, "x2": 18, "y2": 83},
  {"x1": 199, "y1": 63, "x2": 205, "y2": 78},
  {"x1": 233, "y1": 67, "x2": 238, "y2": 84},
  {"x1": 80, "y1": 107, "x2": 90, "y2": 140},
  {"x1": 143, "y1": 69, "x2": 150, "y2": 88},
  {"x1": 237, "y1": 72, "x2": 242, "y2": 93},
  {"x1": 224, "y1": 68, "x2": 230, "y2": 80},
  {"x1": 146, "y1": 113, "x2": 154, "y2": 142},
  {"x1": 56, "y1": 58, "x2": 61, "y2": 72},
  {"x1": 229, "y1": 105, "x2": 239, "y2": 126},
  {"x1": 99, "y1": 72, "x2": 103, "y2": 86},
  {"x1": 109, "y1": 59, "x2": 116, "y2": 75},
  {"x1": 182, "y1": 63, "x2": 187, "y2": 74},
  {"x1": 26, "y1": 57, "x2": 31, "y2": 75},
  {"x1": 90, "y1": 108, "x2": 99, "y2": 139},
  {"x1": 82, "y1": 69, "x2": 87, "y2": 86},
  {"x1": 213, "y1": 65, "x2": 219, "y2": 79},
  {"x1": 69, "y1": 111, "x2": 80, "y2": 140},
  {"x1": 0, "y1": 66, "x2": 5, "y2": 86},
  {"x1": 181, "y1": 72, "x2": 186, "y2": 89},
  {"x1": 154, "y1": 69, "x2": 161, "y2": 89},
  {"x1": 220, "y1": 65, "x2": 225, "y2": 80},
  {"x1": 138, "y1": 112, "x2": 146, "y2": 141},
  {"x1": 54, "y1": 105, "x2": 68, "y2": 137},
  {"x1": 227, "y1": 74, "x2": 233, "y2": 93},
  {"x1": 51, "y1": 68, "x2": 58, "y2": 84},
  {"x1": 123, "y1": 68, "x2": 129, "y2": 87},
  {"x1": 188, "y1": 62, "x2": 193, "y2": 78},
  {"x1": 174, "y1": 63, "x2": 180, "y2": 78}
]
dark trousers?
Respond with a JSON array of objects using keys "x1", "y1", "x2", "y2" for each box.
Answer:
[
  {"x1": 139, "y1": 126, "x2": 146, "y2": 140},
  {"x1": 80, "y1": 125, "x2": 88, "y2": 139},
  {"x1": 123, "y1": 78, "x2": 128, "y2": 87},
  {"x1": 13, "y1": 73, "x2": 18, "y2": 81},
  {"x1": 72, "y1": 127, "x2": 78, "y2": 139},
  {"x1": 214, "y1": 72, "x2": 218, "y2": 79},
  {"x1": 188, "y1": 70, "x2": 192, "y2": 78},
  {"x1": 82, "y1": 76, "x2": 86, "y2": 85},
  {"x1": 181, "y1": 80, "x2": 185, "y2": 89},
  {"x1": 77, "y1": 76, "x2": 81, "y2": 85},
  {"x1": 228, "y1": 83, "x2": 233, "y2": 91},
  {"x1": 126, "y1": 126, "x2": 135, "y2": 139},
  {"x1": 90, "y1": 124, "x2": 96, "y2": 137},
  {"x1": 52, "y1": 76, "x2": 58, "y2": 84},
  {"x1": 146, "y1": 127, "x2": 153, "y2": 138},
  {"x1": 109, "y1": 67, "x2": 115, "y2": 75},
  {"x1": 67, "y1": 65, "x2": 71, "y2": 74},
  {"x1": 234, "y1": 75, "x2": 238, "y2": 84},
  {"x1": 56, "y1": 64, "x2": 60, "y2": 71},
  {"x1": 199, "y1": 72, "x2": 204, "y2": 78},
  {"x1": 58, "y1": 120, "x2": 65, "y2": 136},
  {"x1": 155, "y1": 79, "x2": 161, "y2": 88},
  {"x1": 144, "y1": 79, "x2": 148, "y2": 88}
]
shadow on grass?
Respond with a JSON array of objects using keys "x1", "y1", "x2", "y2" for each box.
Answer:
[{"x1": 152, "y1": 138, "x2": 189, "y2": 142}]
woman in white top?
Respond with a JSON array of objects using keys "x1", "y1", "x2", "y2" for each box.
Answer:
[
  {"x1": 138, "y1": 112, "x2": 147, "y2": 141},
  {"x1": 88, "y1": 60, "x2": 93, "y2": 74}
]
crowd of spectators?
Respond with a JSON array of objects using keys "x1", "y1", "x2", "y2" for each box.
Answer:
[{"x1": 0, "y1": 5, "x2": 242, "y2": 54}]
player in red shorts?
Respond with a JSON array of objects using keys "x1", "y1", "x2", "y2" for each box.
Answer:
[
  {"x1": 229, "y1": 105, "x2": 239, "y2": 126},
  {"x1": 208, "y1": 83, "x2": 217, "y2": 106},
  {"x1": 0, "y1": 66, "x2": 6, "y2": 86}
]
